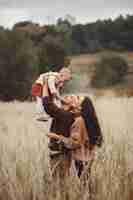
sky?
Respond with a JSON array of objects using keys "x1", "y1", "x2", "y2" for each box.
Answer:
[{"x1": 0, "y1": 0, "x2": 133, "y2": 28}]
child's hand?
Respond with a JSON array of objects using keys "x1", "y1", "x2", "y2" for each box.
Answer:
[{"x1": 51, "y1": 92, "x2": 57, "y2": 98}]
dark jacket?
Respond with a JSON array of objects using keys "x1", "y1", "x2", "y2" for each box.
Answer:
[{"x1": 42, "y1": 96, "x2": 75, "y2": 151}]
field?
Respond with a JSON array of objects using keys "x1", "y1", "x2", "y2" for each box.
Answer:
[{"x1": 0, "y1": 96, "x2": 133, "y2": 200}]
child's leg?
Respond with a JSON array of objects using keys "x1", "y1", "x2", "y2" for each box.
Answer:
[
  {"x1": 36, "y1": 96, "x2": 44, "y2": 114},
  {"x1": 36, "y1": 96, "x2": 49, "y2": 121}
]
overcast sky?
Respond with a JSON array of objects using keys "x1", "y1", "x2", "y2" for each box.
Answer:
[{"x1": 0, "y1": 0, "x2": 133, "y2": 28}]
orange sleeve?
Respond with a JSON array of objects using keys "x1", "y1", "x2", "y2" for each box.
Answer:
[{"x1": 70, "y1": 119, "x2": 83, "y2": 146}]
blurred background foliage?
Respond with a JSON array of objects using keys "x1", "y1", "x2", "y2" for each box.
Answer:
[{"x1": 0, "y1": 14, "x2": 133, "y2": 100}]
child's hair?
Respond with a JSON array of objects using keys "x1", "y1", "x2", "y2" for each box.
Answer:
[{"x1": 60, "y1": 67, "x2": 71, "y2": 74}]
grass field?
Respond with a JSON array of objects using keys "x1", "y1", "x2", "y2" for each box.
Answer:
[{"x1": 0, "y1": 95, "x2": 133, "y2": 200}]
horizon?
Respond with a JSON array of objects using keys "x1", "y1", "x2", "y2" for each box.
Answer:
[
  {"x1": 0, "y1": 0, "x2": 133, "y2": 29},
  {"x1": 0, "y1": 13, "x2": 133, "y2": 30}
]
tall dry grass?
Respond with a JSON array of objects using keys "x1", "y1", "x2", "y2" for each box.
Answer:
[{"x1": 0, "y1": 96, "x2": 133, "y2": 200}]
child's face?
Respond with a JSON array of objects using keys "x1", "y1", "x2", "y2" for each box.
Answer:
[
  {"x1": 57, "y1": 71, "x2": 71, "y2": 90},
  {"x1": 60, "y1": 72, "x2": 72, "y2": 82}
]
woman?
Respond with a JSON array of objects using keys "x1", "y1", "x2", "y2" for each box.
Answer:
[
  {"x1": 47, "y1": 96, "x2": 103, "y2": 178},
  {"x1": 42, "y1": 73, "x2": 103, "y2": 180}
]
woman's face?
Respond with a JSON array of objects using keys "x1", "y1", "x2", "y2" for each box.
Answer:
[{"x1": 62, "y1": 95, "x2": 81, "y2": 113}]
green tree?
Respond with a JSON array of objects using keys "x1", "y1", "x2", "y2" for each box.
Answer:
[
  {"x1": 0, "y1": 30, "x2": 38, "y2": 101},
  {"x1": 38, "y1": 35, "x2": 66, "y2": 72}
]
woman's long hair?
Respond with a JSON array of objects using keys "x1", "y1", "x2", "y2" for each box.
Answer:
[{"x1": 81, "y1": 97, "x2": 103, "y2": 147}]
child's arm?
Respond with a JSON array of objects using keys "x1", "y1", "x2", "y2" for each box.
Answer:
[{"x1": 47, "y1": 75, "x2": 59, "y2": 97}]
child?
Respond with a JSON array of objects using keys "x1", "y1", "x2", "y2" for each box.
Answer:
[{"x1": 32, "y1": 68, "x2": 71, "y2": 121}]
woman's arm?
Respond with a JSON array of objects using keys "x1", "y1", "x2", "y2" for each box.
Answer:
[
  {"x1": 42, "y1": 96, "x2": 74, "y2": 120},
  {"x1": 42, "y1": 80, "x2": 74, "y2": 119},
  {"x1": 47, "y1": 132, "x2": 81, "y2": 150}
]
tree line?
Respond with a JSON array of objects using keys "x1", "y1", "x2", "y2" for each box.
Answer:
[{"x1": 66, "y1": 14, "x2": 133, "y2": 54}]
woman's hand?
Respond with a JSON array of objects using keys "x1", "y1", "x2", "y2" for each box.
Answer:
[
  {"x1": 47, "y1": 132, "x2": 81, "y2": 150},
  {"x1": 47, "y1": 132, "x2": 61, "y2": 140}
]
